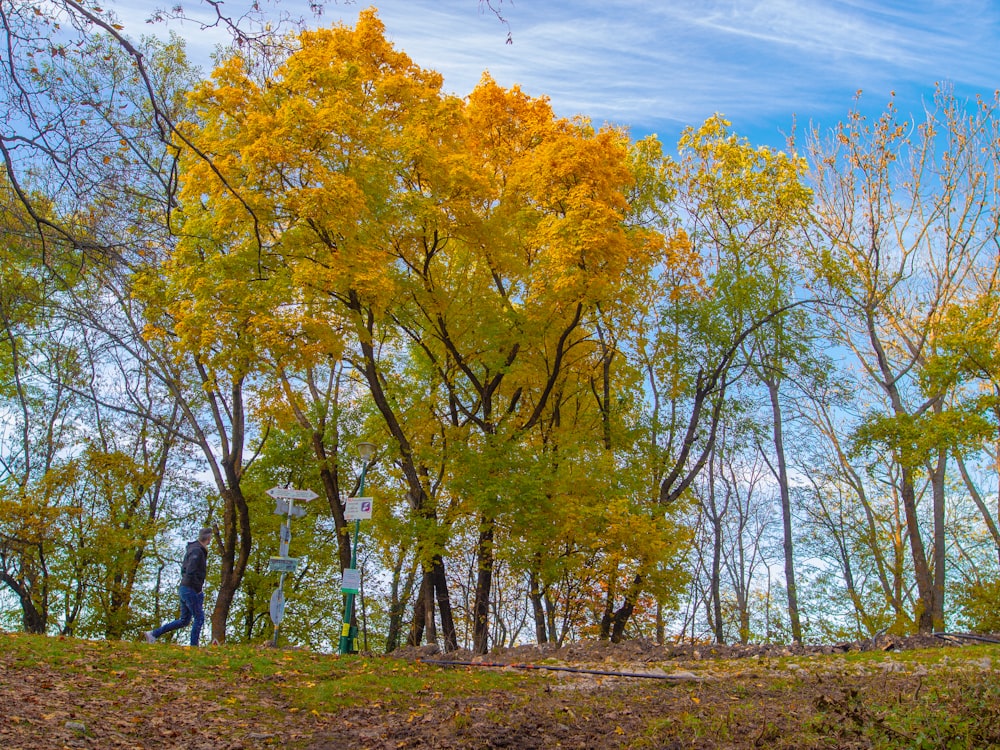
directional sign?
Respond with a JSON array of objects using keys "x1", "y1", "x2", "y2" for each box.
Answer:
[
  {"x1": 341, "y1": 568, "x2": 361, "y2": 594},
  {"x1": 269, "y1": 588, "x2": 286, "y2": 626},
  {"x1": 345, "y1": 497, "x2": 373, "y2": 521},
  {"x1": 273, "y1": 499, "x2": 306, "y2": 518},
  {"x1": 268, "y1": 556, "x2": 299, "y2": 573},
  {"x1": 267, "y1": 486, "x2": 318, "y2": 502}
]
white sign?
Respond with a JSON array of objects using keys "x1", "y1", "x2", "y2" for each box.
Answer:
[
  {"x1": 268, "y1": 556, "x2": 299, "y2": 573},
  {"x1": 267, "y1": 486, "x2": 319, "y2": 502},
  {"x1": 273, "y1": 499, "x2": 306, "y2": 518},
  {"x1": 269, "y1": 588, "x2": 285, "y2": 626},
  {"x1": 345, "y1": 497, "x2": 373, "y2": 521},
  {"x1": 341, "y1": 568, "x2": 361, "y2": 594}
]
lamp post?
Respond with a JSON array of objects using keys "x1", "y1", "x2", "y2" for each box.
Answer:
[{"x1": 339, "y1": 441, "x2": 376, "y2": 655}]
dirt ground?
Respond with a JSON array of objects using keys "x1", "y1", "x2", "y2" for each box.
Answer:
[
  {"x1": 2, "y1": 633, "x2": 998, "y2": 749},
  {"x1": 354, "y1": 632, "x2": 992, "y2": 749}
]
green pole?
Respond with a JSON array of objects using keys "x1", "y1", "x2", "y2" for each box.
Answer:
[{"x1": 339, "y1": 460, "x2": 367, "y2": 655}]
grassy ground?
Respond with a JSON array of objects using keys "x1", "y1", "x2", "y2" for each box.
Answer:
[{"x1": 1, "y1": 632, "x2": 998, "y2": 748}]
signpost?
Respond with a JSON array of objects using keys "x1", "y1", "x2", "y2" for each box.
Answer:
[
  {"x1": 267, "y1": 485, "x2": 316, "y2": 646},
  {"x1": 339, "y1": 442, "x2": 377, "y2": 655}
]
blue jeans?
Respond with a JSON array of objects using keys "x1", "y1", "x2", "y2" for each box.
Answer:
[{"x1": 152, "y1": 585, "x2": 205, "y2": 646}]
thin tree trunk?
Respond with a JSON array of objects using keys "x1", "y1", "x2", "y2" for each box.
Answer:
[
  {"x1": 869, "y1": 315, "x2": 934, "y2": 633},
  {"x1": 710, "y1": 511, "x2": 724, "y2": 643},
  {"x1": 546, "y1": 592, "x2": 559, "y2": 646},
  {"x1": 211, "y1": 485, "x2": 252, "y2": 644},
  {"x1": 766, "y1": 379, "x2": 802, "y2": 642},
  {"x1": 954, "y1": 453, "x2": 1000, "y2": 567},
  {"x1": 929, "y1": 441, "x2": 947, "y2": 632}
]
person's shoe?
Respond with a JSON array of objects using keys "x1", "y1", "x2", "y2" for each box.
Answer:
[{"x1": 144, "y1": 631, "x2": 156, "y2": 644}]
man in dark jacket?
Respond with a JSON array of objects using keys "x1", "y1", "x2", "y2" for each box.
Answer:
[{"x1": 145, "y1": 527, "x2": 213, "y2": 646}]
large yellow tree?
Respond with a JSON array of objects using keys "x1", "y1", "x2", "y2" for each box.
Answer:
[{"x1": 162, "y1": 9, "x2": 698, "y2": 651}]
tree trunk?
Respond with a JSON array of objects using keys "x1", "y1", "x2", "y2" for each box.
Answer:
[
  {"x1": 929, "y1": 442, "x2": 947, "y2": 632},
  {"x1": 656, "y1": 601, "x2": 665, "y2": 646},
  {"x1": 599, "y1": 576, "x2": 616, "y2": 640},
  {"x1": 868, "y1": 315, "x2": 935, "y2": 634},
  {"x1": 422, "y1": 568, "x2": 437, "y2": 645},
  {"x1": 898, "y1": 466, "x2": 935, "y2": 633},
  {"x1": 546, "y1": 593, "x2": 560, "y2": 647},
  {"x1": 385, "y1": 554, "x2": 416, "y2": 653},
  {"x1": 315, "y1": 433, "x2": 350, "y2": 573},
  {"x1": 1, "y1": 573, "x2": 47, "y2": 634},
  {"x1": 954, "y1": 453, "x2": 1000, "y2": 568},
  {"x1": 710, "y1": 510, "x2": 725, "y2": 644},
  {"x1": 407, "y1": 576, "x2": 426, "y2": 647},
  {"x1": 528, "y1": 568, "x2": 547, "y2": 644},
  {"x1": 432, "y1": 554, "x2": 458, "y2": 651},
  {"x1": 472, "y1": 520, "x2": 494, "y2": 654},
  {"x1": 210, "y1": 483, "x2": 252, "y2": 644},
  {"x1": 610, "y1": 574, "x2": 643, "y2": 642},
  {"x1": 766, "y1": 379, "x2": 802, "y2": 642}
]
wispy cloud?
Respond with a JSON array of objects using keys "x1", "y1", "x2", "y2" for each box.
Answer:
[{"x1": 113, "y1": 0, "x2": 1000, "y2": 147}]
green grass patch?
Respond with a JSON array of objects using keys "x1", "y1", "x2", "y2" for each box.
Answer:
[
  {"x1": 284, "y1": 655, "x2": 532, "y2": 713},
  {"x1": 3, "y1": 632, "x2": 998, "y2": 749},
  {"x1": 0, "y1": 631, "x2": 536, "y2": 715}
]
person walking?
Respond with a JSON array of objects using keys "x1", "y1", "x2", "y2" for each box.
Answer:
[{"x1": 145, "y1": 527, "x2": 213, "y2": 646}]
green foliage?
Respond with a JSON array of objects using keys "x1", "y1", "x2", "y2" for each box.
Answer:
[
  {"x1": 851, "y1": 408, "x2": 993, "y2": 469},
  {"x1": 953, "y1": 578, "x2": 1000, "y2": 634}
]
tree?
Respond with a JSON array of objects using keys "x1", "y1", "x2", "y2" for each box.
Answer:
[
  {"x1": 0, "y1": 170, "x2": 81, "y2": 633},
  {"x1": 805, "y1": 86, "x2": 1000, "y2": 632},
  {"x1": 166, "y1": 10, "x2": 693, "y2": 654},
  {"x1": 924, "y1": 290, "x2": 1000, "y2": 568},
  {"x1": 672, "y1": 116, "x2": 812, "y2": 642},
  {"x1": 624, "y1": 117, "x2": 810, "y2": 643}
]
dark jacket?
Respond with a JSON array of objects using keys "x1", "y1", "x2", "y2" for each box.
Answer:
[{"x1": 180, "y1": 540, "x2": 208, "y2": 593}]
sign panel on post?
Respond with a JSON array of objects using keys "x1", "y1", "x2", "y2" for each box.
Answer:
[
  {"x1": 341, "y1": 568, "x2": 361, "y2": 594},
  {"x1": 273, "y1": 499, "x2": 307, "y2": 518},
  {"x1": 269, "y1": 588, "x2": 285, "y2": 626},
  {"x1": 268, "y1": 556, "x2": 299, "y2": 573},
  {"x1": 344, "y1": 497, "x2": 374, "y2": 521},
  {"x1": 267, "y1": 486, "x2": 318, "y2": 502}
]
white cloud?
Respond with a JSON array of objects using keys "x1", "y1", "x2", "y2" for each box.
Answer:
[{"x1": 108, "y1": 0, "x2": 1000, "y2": 147}]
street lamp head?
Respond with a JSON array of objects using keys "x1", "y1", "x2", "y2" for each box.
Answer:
[{"x1": 357, "y1": 441, "x2": 377, "y2": 463}]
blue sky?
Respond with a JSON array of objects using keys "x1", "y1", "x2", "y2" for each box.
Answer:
[{"x1": 116, "y1": 1, "x2": 1000, "y2": 150}]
